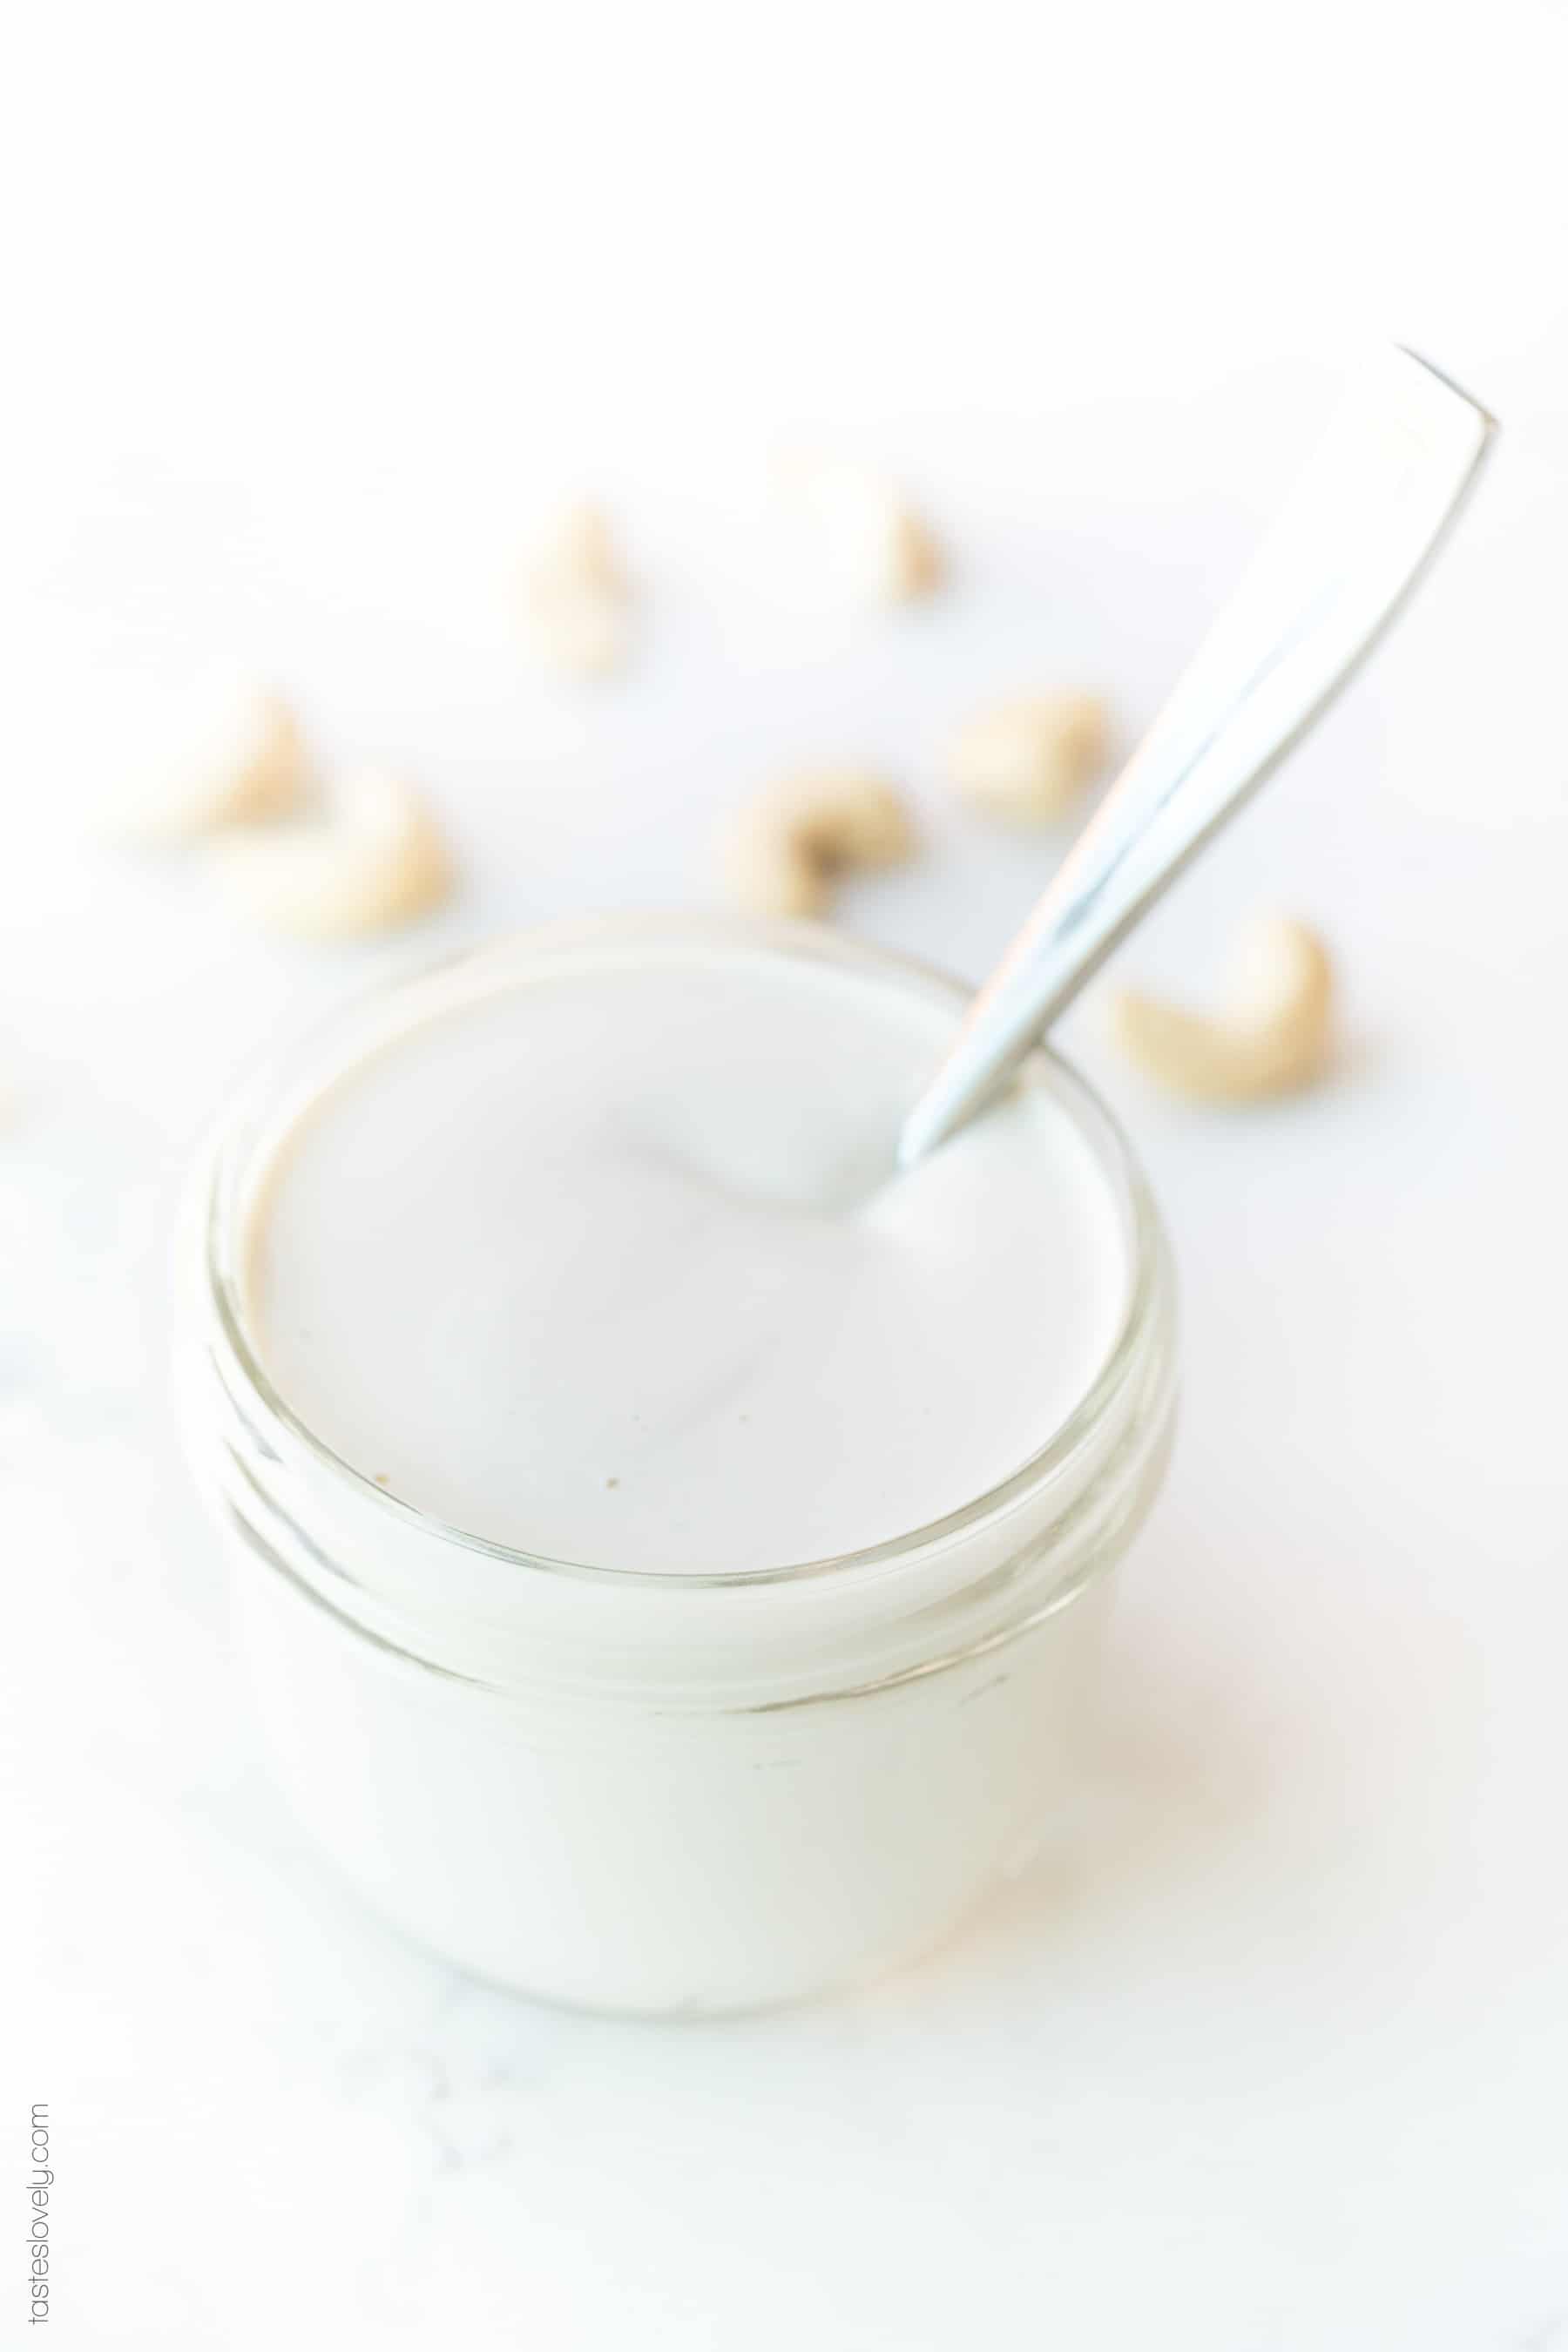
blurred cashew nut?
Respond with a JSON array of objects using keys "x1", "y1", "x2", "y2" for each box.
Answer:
[
  {"x1": 211, "y1": 771, "x2": 453, "y2": 938},
  {"x1": 722, "y1": 770, "x2": 916, "y2": 918},
  {"x1": 784, "y1": 458, "x2": 943, "y2": 605},
  {"x1": 949, "y1": 690, "x2": 1108, "y2": 822},
  {"x1": 112, "y1": 684, "x2": 307, "y2": 841},
  {"x1": 520, "y1": 503, "x2": 631, "y2": 677},
  {"x1": 1110, "y1": 916, "x2": 1335, "y2": 1100}
]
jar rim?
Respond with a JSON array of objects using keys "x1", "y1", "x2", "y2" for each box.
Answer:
[{"x1": 201, "y1": 912, "x2": 1169, "y2": 1594}]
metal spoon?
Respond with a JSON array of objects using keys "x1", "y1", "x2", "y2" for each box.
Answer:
[{"x1": 897, "y1": 347, "x2": 1495, "y2": 1169}]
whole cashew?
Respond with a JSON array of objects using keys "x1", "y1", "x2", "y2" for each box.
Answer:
[
  {"x1": 721, "y1": 770, "x2": 916, "y2": 917},
  {"x1": 520, "y1": 502, "x2": 631, "y2": 678},
  {"x1": 112, "y1": 684, "x2": 307, "y2": 841},
  {"x1": 784, "y1": 457, "x2": 943, "y2": 605},
  {"x1": 949, "y1": 691, "x2": 1108, "y2": 822},
  {"x1": 1109, "y1": 916, "x2": 1335, "y2": 1100},
  {"x1": 210, "y1": 771, "x2": 453, "y2": 938}
]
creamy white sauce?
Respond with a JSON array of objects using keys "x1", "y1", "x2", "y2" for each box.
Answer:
[{"x1": 243, "y1": 953, "x2": 1128, "y2": 1574}]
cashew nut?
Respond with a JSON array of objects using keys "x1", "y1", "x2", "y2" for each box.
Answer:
[
  {"x1": 111, "y1": 684, "x2": 307, "y2": 841},
  {"x1": 1109, "y1": 916, "x2": 1335, "y2": 1100},
  {"x1": 721, "y1": 770, "x2": 916, "y2": 918},
  {"x1": 949, "y1": 691, "x2": 1108, "y2": 822},
  {"x1": 209, "y1": 771, "x2": 453, "y2": 939},
  {"x1": 520, "y1": 502, "x2": 631, "y2": 678},
  {"x1": 784, "y1": 458, "x2": 943, "y2": 605}
]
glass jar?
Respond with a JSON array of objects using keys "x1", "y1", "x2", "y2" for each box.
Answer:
[{"x1": 176, "y1": 917, "x2": 1177, "y2": 2015}]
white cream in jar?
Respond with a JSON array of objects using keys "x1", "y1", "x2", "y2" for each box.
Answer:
[{"x1": 183, "y1": 917, "x2": 1175, "y2": 2012}]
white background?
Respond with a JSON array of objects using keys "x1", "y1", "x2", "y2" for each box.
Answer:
[{"x1": 5, "y1": 2, "x2": 1568, "y2": 2345}]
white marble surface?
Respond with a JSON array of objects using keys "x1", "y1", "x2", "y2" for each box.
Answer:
[{"x1": 8, "y1": 3, "x2": 1568, "y2": 2343}]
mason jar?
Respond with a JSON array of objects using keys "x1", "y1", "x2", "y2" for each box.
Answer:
[{"x1": 176, "y1": 917, "x2": 1177, "y2": 2015}]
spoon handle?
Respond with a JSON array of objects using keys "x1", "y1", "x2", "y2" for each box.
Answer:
[{"x1": 898, "y1": 347, "x2": 1496, "y2": 1168}]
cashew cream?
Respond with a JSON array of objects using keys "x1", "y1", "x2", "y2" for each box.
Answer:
[{"x1": 244, "y1": 948, "x2": 1126, "y2": 1572}]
